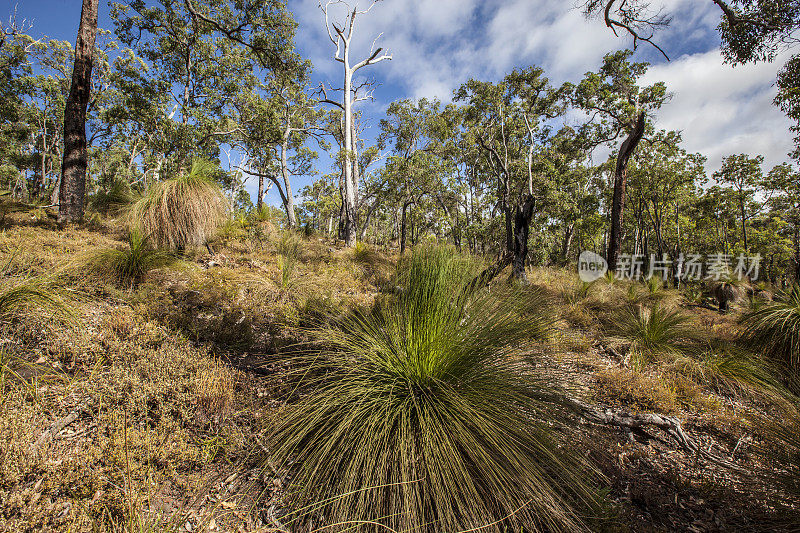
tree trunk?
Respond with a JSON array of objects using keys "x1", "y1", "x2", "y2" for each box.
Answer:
[
  {"x1": 279, "y1": 140, "x2": 296, "y2": 227},
  {"x1": 400, "y1": 200, "x2": 410, "y2": 254},
  {"x1": 561, "y1": 222, "x2": 575, "y2": 265},
  {"x1": 257, "y1": 173, "x2": 264, "y2": 210},
  {"x1": 740, "y1": 199, "x2": 748, "y2": 252},
  {"x1": 511, "y1": 195, "x2": 536, "y2": 282},
  {"x1": 342, "y1": 67, "x2": 357, "y2": 247},
  {"x1": 607, "y1": 111, "x2": 645, "y2": 272},
  {"x1": 58, "y1": 0, "x2": 99, "y2": 224}
]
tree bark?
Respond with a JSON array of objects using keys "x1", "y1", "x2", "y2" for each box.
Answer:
[
  {"x1": 607, "y1": 111, "x2": 645, "y2": 272},
  {"x1": 561, "y1": 222, "x2": 575, "y2": 265},
  {"x1": 257, "y1": 173, "x2": 264, "y2": 210},
  {"x1": 511, "y1": 195, "x2": 536, "y2": 282},
  {"x1": 400, "y1": 200, "x2": 411, "y2": 254},
  {"x1": 58, "y1": 0, "x2": 99, "y2": 224},
  {"x1": 279, "y1": 139, "x2": 296, "y2": 227}
]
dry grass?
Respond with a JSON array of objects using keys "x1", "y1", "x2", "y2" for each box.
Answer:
[
  {"x1": 128, "y1": 160, "x2": 228, "y2": 250},
  {"x1": 1, "y1": 219, "x2": 798, "y2": 532}
]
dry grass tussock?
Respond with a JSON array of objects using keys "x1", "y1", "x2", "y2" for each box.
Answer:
[{"x1": 128, "y1": 159, "x2": 228, "y2": 250}]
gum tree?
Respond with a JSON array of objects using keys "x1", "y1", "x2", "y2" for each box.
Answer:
[
  {"x1": 318, "y1": 0, "x2": 391, "y2": 247},
  {"x1": 58, "y1": 0, "x2": 99, "y2": 223},
  {"x1": 572, "y1": 50, "x2": 668, "y2": 272}
]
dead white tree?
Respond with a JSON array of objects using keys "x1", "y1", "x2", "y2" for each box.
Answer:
[{"x1": 319, "y1": 0, "x2": 391, "y2": 246}]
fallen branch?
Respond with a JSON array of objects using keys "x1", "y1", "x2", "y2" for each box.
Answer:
[
  {"x1": 32, "y1": 400, "x2": 89, "y2": 450},
  {"x1": 571, "y1": 399, "x2": 748, "y2": 473}
]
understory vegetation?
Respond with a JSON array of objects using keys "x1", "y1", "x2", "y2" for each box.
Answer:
[
  {"x1": 3, "y1": 0, "x2": 800, "y2": 531},
  {"x1": 1, "y1": 202, "x2": 799, "y2": 532}
]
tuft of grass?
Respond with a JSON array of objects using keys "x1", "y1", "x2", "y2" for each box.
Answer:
[
  {"x1": 86, "y1": 229, "x2": 179, "y2": 287},
  {"x1": 129, "y1": 159, "x2": 227, "y2": 250},
  {"x1": 275, "y1": 231, "x2": 301, "y2": 289},
  {"x1": 0, "y1": 275, "x2": 75, "y2": 327},
  {"x1": 610, "y1": 304, "x2": 701, "y2": 367},
  {"x1": 740, "y1": 285, "x2": 800, "y2": 390},
  {"x1": 270, "y1": 246, "x2": 599, "y2": 532}
]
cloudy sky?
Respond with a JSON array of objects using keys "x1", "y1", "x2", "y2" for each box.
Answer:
[{"x1": 6, "y1": 0, "x2": 796, "y2": 204}]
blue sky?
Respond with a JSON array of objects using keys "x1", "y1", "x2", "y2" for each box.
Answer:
[{"x1": 4, "y1": 0, "x2": 795, "y2": 208}]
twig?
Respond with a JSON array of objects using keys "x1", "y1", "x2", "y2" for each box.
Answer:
[{"x1": 31, "y1": 400, "x2": 89, "y2": 450}]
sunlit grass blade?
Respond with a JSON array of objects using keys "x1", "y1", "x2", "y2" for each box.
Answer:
[{"x1": 270, "y1": 245, "x2": 600, "y2": 532}]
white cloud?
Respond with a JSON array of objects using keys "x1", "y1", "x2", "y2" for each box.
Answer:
[
  {"x1": 288, "y1": 0, "x2": 794, "y2": 182},
  {"x1": 642, "y1": 49, "x2": 794, "y2": 172}
]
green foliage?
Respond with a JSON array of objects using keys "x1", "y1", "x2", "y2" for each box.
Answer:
[
  {"x1": 129, "y1": 159, "x2": 227, "y2": 249},
  {"x1": 611, "y1": 304, "x2": 701, "y2": 367},
  {"x1": 741, "y1": 285, "x2": 800, "y2": 389},
  {"x1": 86, "y1": 229, "x2": 179, "y2": 287},
  {"x1": 270, "y1": 246, "x2": 599, "y2": 532}
]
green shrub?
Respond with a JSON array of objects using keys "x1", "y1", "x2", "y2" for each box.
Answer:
[
  {"x1": 611, "y1": 304, "x2": 701, "y2": 367},
  {"x1": 275, "y1": 231, "x2": 301, "y2": 289},
  {"x1": 270, "y1": 246, "x2": 599, "y2": 532},
  {"x1": 0, "y1": 275, "x2": 75, "y2": 328}
]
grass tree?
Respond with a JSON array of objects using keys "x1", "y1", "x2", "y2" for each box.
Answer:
[
  {"x1": 270, "y1": 246, "x2": 599, "y2": 532},
  {"x1": 611, "y1": 304, "x2": 701, "y2": 367},
  {"x1": 129, "y1": 159, "x2": 227, "y2": 250},
  {"x1": 741, "y1": 284, "x2": 800, "y2": 391},
  {"x1": 86, "y1": 229, "x2": 179, "y2": 287}
]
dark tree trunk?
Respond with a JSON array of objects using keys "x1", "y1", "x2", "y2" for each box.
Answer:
[
  {"x1": 511, "y1": 195, "x2": 536, "y2": 282},
  {"x1": 58, "y1": 0, "x2": 99, "y2": 224},
  {"x1": 607, "y1": 111, "x2": 645, "y2": 272},
  {"x1": 256, "y1": 173, "x2": 264, "y2": 210},
  {"x1": 337, "y1": 181, "x2": 346, "y2": 240}
]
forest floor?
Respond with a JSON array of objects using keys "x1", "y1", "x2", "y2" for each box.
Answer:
[{"x1": 0, "y1": 211, "x2": 798, "y2": 532}]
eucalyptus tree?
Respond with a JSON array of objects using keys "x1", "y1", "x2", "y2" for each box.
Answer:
[
  {"x1": 587, "y1": 0, "x2": 800, "y2": 159},
  {"x1": 572, "y1": 50, "x2": 668, "y2": 272},
  {"x1": 110, "y1": 0, "x2": 299, "y2": 174},
  {"x1": 318, "y1": 0, "x2": 392, "y2": 247},
  {"x1": 626, "y1": 131, "x2": 706, "y2": 281},
  {"x1": 713, "y1": 154, "x2": 765, "y2": 253},
  {"x1": 455, "y1": 66, "x2": 568, "y2": 281},
  {"x1": 379, "y1": 98, "x2": 457, "y2": 253},
  {"x1": 58, "y1": 0, "x2": 99, "y2": 223},
  {"x1": 765, "y1": 163, "x2": 800, "y2": 280},
  {"x1": 233, "y1": 64, "x2": 325, "y2": 227}
]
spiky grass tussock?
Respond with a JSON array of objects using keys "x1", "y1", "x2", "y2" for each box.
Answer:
[
  {"x1": 86, "y1": 229, "x2": 179, "y2": 287},
  {"x1": 0, "y1": 275, "x2": 75, "y2": 327},
  {"x1": 129, "y1": 159, "x2": 227, "y2": 250},
  {"x1": 611, "y1": 304, "x2": 701, "y2": 367},
  {"x1": 270, "y1": 246, "x2": 600, "y2": 532},
  {"x1": 741, "y1": 285, "x2": 800, "y2": 390},
  {"x1": 275, "y1": 231, "x2": 301, "y2": 289}
]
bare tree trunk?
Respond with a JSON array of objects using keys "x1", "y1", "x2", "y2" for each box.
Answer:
[
  {"x1": 740, "y1": 199, "x2": 748, "y2": 252},
  {"x1": 511, "y1": 195, "x2": 536, "y2": 282},
  {"x1": 607, "y1": 111, "x2": 645, "y2": 272},
  {"x1": 561, "y1": 222, "x2": 575, "y2": 265},
  {"x1": 400, "y1": 200, "x2": 411, "y2": 254},
  {"x1": 257, "y1": 173, "x2": 264, "y2": 210},
  {"x1": 279, "y1": 140, "x2": 296, "y2": 227},
  {"x1": 58, "y1": 0, "x2": 99, "y2": 224}
]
